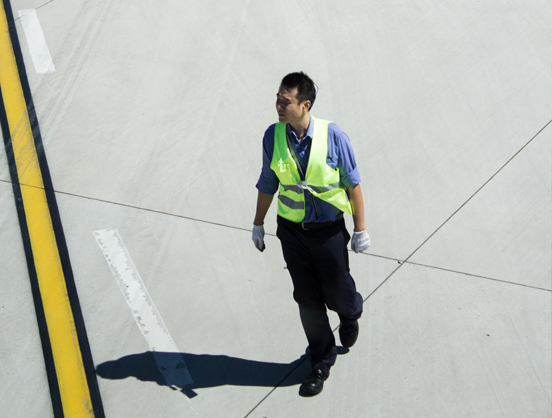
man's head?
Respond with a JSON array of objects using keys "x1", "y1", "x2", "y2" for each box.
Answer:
[{"x1": 276, "y1": 72, "x2": 317, "y2": 125}]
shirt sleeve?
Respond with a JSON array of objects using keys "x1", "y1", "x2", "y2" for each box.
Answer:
[
  {"x1": 255, "y1": 124, "x2": 280, "y2": 195},
  {"x1": 327, "y1": 123, "x2": 361, "y2": 188}
]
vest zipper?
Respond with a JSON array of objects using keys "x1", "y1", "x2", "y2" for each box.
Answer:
[{"x1": 311, "y1": 194, "x2": 319, "y2": 219}]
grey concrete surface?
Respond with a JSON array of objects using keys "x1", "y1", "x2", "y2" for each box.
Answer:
[
  {"x1": 52, "y1": 192, "x2": 398, "y2": 417},
  {"x1": 410, "y1": 124, "x2": 552, "y2": 289},
  {"x1": 254, "y1": 265, "x2": 552, "y2": 418},
  {"x1": 1, "y1": 0, "x2": 551, "y2": 417}
]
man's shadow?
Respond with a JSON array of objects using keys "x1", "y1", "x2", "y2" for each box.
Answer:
[{"x1": 96, "y1": 348, "x2": 348, "y2": 398}]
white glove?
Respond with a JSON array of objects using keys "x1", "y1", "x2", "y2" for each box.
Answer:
[
  {"x1": 252, "y1": 223, "x2": 265, "y2": 252},
  {"x1": 351, "y1": 229, "x2": 371, "y2": 253}
]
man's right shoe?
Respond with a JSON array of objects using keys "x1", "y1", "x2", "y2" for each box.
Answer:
[
  {"x1": 300, "y1": 368, "x2": 328, "y2": 396},
  {"x1": 339, "y1": 320, "x2": 359, "y2": 348}
]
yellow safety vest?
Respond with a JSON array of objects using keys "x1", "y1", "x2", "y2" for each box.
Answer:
[{"x1": 270, "y1": 116, "x2": 353, "y2": 222}]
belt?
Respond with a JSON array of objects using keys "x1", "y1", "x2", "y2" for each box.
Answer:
[
  {"x1": 279, "y1": 215, "x2": 343, "y2": 231},
  {"x1": 301, "y1": 220, "x2": 339, "y2": 230}
]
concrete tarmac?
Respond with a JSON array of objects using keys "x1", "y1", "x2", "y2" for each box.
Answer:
[{"x1": 0, "y1": 0, "x2": 550, "y2": 417}]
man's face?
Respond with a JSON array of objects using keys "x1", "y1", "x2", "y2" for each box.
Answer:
[{"x1": 275, "y1": 85, "x2": 310, "y2": 124}]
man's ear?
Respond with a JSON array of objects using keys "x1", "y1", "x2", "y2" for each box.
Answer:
[{"x1": 302, "y1": 100, "x2": 312, "y2": 111}]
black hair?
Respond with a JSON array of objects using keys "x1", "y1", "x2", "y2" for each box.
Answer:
[{"x1": 281, "y1": 72, "x2": 318, "y2": 110}]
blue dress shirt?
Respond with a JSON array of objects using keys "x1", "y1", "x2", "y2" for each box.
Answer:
[{"x1": 256, "y1": 116, "x2": 361, "y2": 223}]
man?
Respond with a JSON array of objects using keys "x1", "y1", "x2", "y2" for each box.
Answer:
[{"x1": 252, "y1": 72, "x2": 371, "y2": 396}]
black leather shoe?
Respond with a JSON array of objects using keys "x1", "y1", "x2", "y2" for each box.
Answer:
[
  {"x1": 300, "y1": 368, "x2": 328, "y2": 396},
  {"x1": 339, "y1": 320, "x2": 359, "y2": 348}
]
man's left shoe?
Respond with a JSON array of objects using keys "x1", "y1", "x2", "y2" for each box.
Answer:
[
  {"x1": 339, "y1": 320, "x2": 359, "y2": 348},
  {"x1": 300, "y1": 368, "x2": 329, "y2": 396}
]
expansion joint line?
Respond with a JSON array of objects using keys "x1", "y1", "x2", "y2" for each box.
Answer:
[
  {"x1": 0, "y1": 1, "x2": 104, "y2": 417},
  {"x1": 403, "y1": 119, "x2": 552, "y2": 264},
  {"x1": 363, "y1": 118, "x2": 552, "y2": 303}
]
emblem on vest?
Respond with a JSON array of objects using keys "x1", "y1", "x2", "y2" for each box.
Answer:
[{"x1": 278, "y1": 158, "x2": 286, "y2": 172}]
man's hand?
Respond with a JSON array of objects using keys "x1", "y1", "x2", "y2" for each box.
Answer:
[
  {"x1": 351, "y1": 229, "x2": 371, "y2": 253},
  {"x1": 252, "y1": 223, "x2": 266, "y2": 252}
]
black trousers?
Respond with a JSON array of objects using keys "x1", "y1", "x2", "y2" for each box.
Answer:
[{"x1": 276, "y1": 215, "x2": 363, "y2": 373}]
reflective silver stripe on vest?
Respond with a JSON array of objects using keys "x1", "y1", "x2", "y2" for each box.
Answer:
[
  {"x1": 297, "y1": 181, "x2": 341, "y2": 194},
  {"x1": 281, "y1": 184, "x2": 302, "y2": 194},
  {"x1": 278, "y1": 194, "x2": 305, "y2": 210}
]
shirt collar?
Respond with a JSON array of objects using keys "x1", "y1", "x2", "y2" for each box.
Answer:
[{"x1": 287, "y1": 116, "x2": 314, "y2": 143}]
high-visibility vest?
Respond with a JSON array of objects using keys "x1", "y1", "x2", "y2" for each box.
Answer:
[{"x1": 270, "y1": 116, "x2": 353, "y2": 222}]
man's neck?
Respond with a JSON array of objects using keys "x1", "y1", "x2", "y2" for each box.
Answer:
[{"x1": 289, "y1": 113, "x2": 311, "y2": 141}]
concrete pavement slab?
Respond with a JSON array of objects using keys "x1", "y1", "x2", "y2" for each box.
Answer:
[
  {"x1": 409, "y1": 122, "x2": 551, "y2": 290},
  {"x1": 6, "y1": 0, "x2": 549, "y2": 261},
  {"x1": 252, "y1": 264, "x2": 551, "y2": 418}
]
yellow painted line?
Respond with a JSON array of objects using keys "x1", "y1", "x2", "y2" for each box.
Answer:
[{"x1": 0, "y1": 4, "x2": 94, "y2": 417}]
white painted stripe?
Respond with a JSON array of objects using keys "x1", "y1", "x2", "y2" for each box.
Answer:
[
  {"x1": 18, "y1": 9, "x2": 55, "y2": 74},
  {"x1": 93, "y1": 228, "x2": 193, "y2": 389}
]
